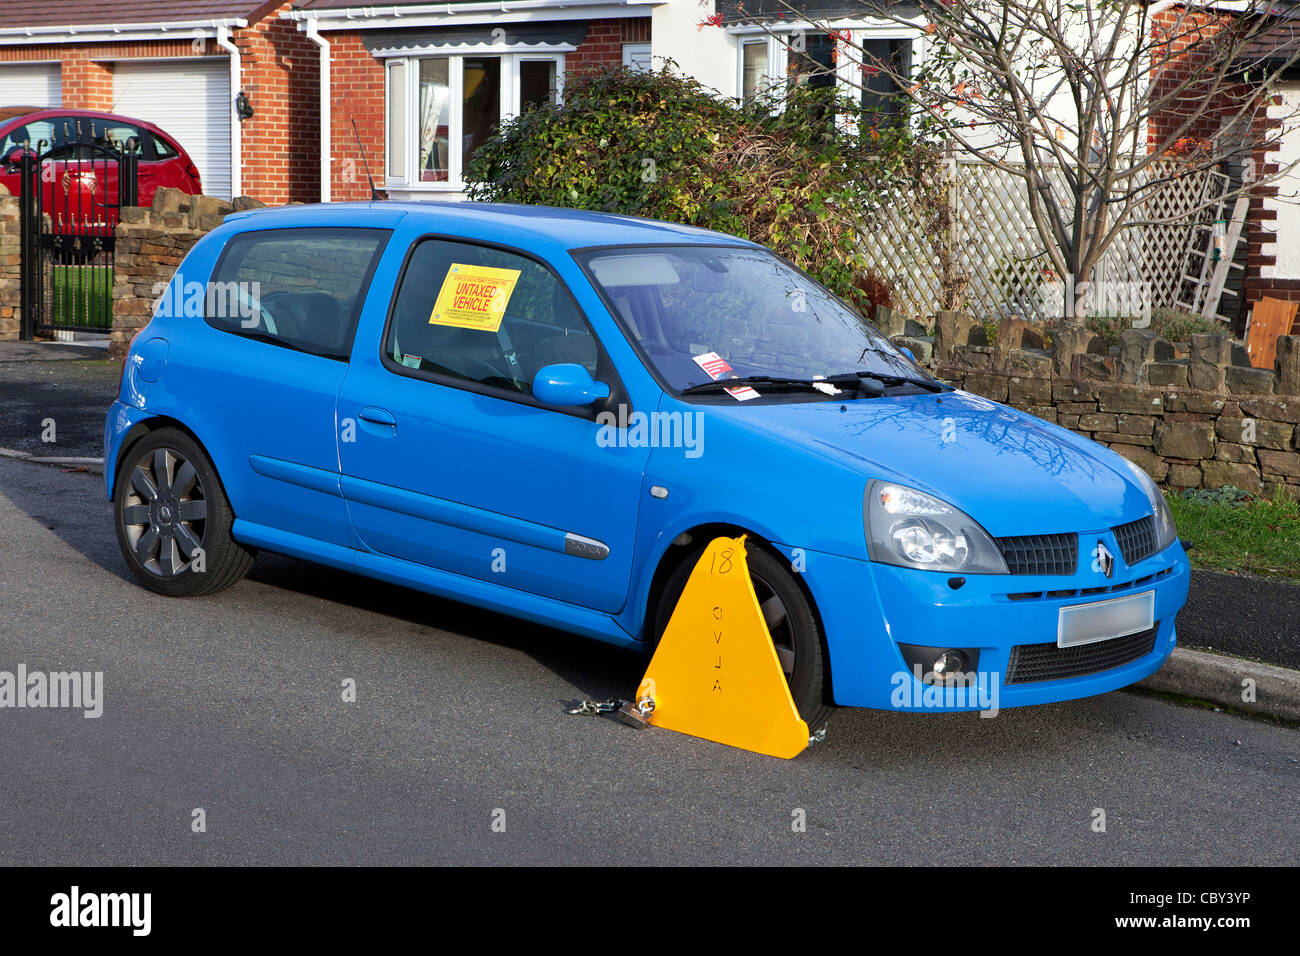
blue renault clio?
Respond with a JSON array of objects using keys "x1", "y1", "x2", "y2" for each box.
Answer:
[{"x1": 106, "y1": 202, "x2": 1190, "y2": 729}]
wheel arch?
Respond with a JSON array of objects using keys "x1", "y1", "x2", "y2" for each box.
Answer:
[
  {"x1": 640, "y1": 522, "x2": 833, "y2": 684},
  {"x1": 109, "y1": 416, "x2": 221, "y2": 502}
]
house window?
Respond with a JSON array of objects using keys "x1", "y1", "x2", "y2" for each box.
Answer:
[
  {"x1": 859, "y1": 38, "x2": 911, "y2": 130},
  {"x1": 741, "y1": 39, "x2": 769, "y2": 105},
  {"x1": 387, "y1": 60, "x2": 407, "y2": 180},
  {"x1": 787, "y1": 32, "x2": 837, "y2": 92},
  {"x1": 735, "y1": 28, "x2": 915, "y2": 129},
  {"x1": 387, "y1": 51, "x2": 564, "y2": 190}
]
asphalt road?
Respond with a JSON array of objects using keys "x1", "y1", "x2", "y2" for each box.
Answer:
[
  {"x1": 0, "y1": 456, "x2": 1296, "y2": 866},
  {"x1": 0, "y1": 354, "x2": 118, "y2": 460},
  {"x1": 1179, "y1": 571, "x2": 1300, "y2": 669}
]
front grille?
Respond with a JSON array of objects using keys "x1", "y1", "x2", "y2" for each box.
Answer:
[
  {"x1": 996, "y1": 532, "x2": 1078, "y2": 575},
  {"x1": 1005, "y1": 625, "x2": 1159, "y2": 684},
  {"x1": 1113, "y1": 514, "x2": 1158, "y2": 566}
]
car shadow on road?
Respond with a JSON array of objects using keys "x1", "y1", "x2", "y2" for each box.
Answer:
[
  {"x1": 246, "y1": 549, "x2": 649, "y2": 706},
  {"x1": 0, "y1": 457, "x2": 646, "y2": 708}
]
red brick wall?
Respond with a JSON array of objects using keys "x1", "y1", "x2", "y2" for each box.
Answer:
[
  {"x1": 566, "y1": 19, "x2": 630, "y2": 73},
  {"x1": 236, "y1": 3, "x2": 321, "y2": 204},
  {"x1": 326, "y1": 32, "x2": 386, "y2": 204}
]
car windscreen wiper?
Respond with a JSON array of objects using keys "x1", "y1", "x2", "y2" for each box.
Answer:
[
  {"x1": 827, "y1": 368, "x2": 949, "y2": 394},
  {"x1": 680, "y1": 375, "x2": 872, "y2": 396}
]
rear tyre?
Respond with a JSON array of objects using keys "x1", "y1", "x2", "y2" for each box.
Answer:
[
  {"x1": 653, "y1": 541, "x2": 834, "y2": 732},
  {"x1": 113, "y1": 428, "x2": 253, "y2": 597}
]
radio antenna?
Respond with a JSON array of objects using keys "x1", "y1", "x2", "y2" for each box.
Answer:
[{"x1": 351, "y1": 117, "x2": 382, "y2": 201}]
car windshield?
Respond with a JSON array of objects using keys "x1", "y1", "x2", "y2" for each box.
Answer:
[{"x1": 575, "y1": 244, "x2": 924, "y2": 396}]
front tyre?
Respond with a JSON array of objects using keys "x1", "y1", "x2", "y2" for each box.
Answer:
[{"x1": 113, "y1": 428, "x2": 253, "y2": 597}]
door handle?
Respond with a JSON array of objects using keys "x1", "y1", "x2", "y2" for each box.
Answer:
[{"x1": 358, "y1": 406, "x2": 396, "y2": 427}]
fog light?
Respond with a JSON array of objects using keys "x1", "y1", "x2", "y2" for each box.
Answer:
[{"x1": 931, "y1": 650, "x2": 968, "y2": 681}]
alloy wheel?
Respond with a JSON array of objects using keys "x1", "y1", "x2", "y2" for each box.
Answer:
[{"x1": 120, "y1": 447, "x2": 208, "y2": 577}]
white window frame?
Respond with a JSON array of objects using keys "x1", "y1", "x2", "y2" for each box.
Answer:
[
  {"x1": 738, "y1": 36, "x2": 774, "y2": 106},
  {"x1": 730, "y1": 22, "x2": 924, "y2": 133},
  {"x1": 384, "y1": 49, "x2": 566, "y2": 192}
]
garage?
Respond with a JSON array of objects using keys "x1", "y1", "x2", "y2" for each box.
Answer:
[
  {"x1": 0, "y1": 62, "x2": 62, "y2": 107},
  {"x1": 113, "y1": 59, "x2": 232, "y2": 199}
]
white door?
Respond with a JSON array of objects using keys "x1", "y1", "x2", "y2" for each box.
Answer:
[
  {"x1": 0, "y1": 63, "x2": 62, "y2": 107},
  {"x1": 622, "y1": 43, "x2": 652, "y2": 73},
  {"x1": 113, "y1": 59, "x2": 232, "y2": 199}
]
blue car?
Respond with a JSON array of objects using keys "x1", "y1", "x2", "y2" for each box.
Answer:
[{"x1": 106, "y1": 202, "x2": 1190, "y2": 730}]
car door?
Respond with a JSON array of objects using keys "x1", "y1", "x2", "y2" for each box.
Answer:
[{"x1": 336, "y1": 235, "x2": 650, "y2": 614}]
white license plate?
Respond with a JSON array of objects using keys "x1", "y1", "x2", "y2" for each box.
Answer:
[{"x1": 1057, "y1": 591, "x2": 1155, "y2": 648}]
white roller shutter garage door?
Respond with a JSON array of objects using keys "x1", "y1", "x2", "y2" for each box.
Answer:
[
  {"x1": 113, "y1": 59, "x2": 232, "y2": 199},
  {"x1": 0, "y1": 63, "x2": 62, "y2": 107}
]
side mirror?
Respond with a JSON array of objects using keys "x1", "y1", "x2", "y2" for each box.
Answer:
[
  {"x1": 5, "y1": 147, "x2": 33, "y2": 168},
  {"x1": 898, "y1": 346, "x2": 916, "y2": 363},
  {"x1": 532, "y1": 363, "x2": 610, "y2": 407}
]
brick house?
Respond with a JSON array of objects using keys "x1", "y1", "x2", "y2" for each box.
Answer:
[
  {"x1": 280, "y1": 0, "x2": 658, "y2": 203},
  {"x1": 0, "y1": 0, "x2": 321, "y2": 204},
  {"x1": 1145, "y1": 4, "x2": 1300, "y2": 335}
]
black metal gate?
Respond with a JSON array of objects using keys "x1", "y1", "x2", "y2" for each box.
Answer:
[{"x1": 19, "y1": 137, "x2": 138, "y2": 339}]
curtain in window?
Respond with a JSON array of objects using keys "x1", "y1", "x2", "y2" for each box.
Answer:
[{"x1": 419, "y1": 59, "x2": 451, "y2": 182}]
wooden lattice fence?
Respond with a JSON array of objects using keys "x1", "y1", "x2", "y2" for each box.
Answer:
[{"x1": 862, "y1": 158, "x2": 1231, "y2": 322}]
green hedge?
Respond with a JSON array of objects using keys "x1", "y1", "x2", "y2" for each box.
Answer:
[{"x1": 466, "y1": 64, "x2": 905, "y2": 312}]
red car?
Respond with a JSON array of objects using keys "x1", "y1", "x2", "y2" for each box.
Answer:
[{"x1": 0, "y1": 107, "x2": 203, "y2": 230}]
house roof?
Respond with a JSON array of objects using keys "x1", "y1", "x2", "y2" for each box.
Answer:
[
  {"x1": 716, "y1": 0, "x2": 920, "y2": 26},
  {"x1": 294, "y1": 0, "x2": 507, "y2": 8},
  {"x1": 0, "y1": 0, "x2": 266, "y2": 30}
]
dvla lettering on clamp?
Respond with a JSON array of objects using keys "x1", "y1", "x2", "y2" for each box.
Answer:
[{"x1": 631, "y1": 536, "x2": 811, "y2": 760}]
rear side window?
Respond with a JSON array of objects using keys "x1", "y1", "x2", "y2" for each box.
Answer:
[
  {"x1": 151, "y1": 134, "x2": 178, "y2": 159},
  {"x1": 206, "y1": 227, "x2": 390, "y2": 360}
]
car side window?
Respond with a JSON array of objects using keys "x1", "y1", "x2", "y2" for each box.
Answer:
[
  {"x1": 151, "y1": 135, "x2": 178, "y2": 159},
  {"x1": 1, "y1": 120, "x2": 56, "y2": 156},
  {"x1": 385, "y1": 238, "x2": 597, "y2": 396},
  {"x1": 206, "y1": 227, "x2": 390, "y2": 360}
]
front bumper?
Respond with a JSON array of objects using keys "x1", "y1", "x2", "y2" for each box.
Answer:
[{"x1": 786, "y1": 536, "x2": 1190, "y2": 712}]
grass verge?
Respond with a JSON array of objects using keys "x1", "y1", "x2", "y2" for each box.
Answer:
[{"x1": 1167, "y1": 486, "x2": 1300, "y2": 580}]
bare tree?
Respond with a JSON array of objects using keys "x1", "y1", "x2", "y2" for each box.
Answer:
[{"x1": 747, "y1": 0, "x2": 1300, "y2": 318}]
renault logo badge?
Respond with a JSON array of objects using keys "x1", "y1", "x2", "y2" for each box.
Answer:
[{"x1": 1093, "y1": 541, "x2": 1115, "y2": 578}]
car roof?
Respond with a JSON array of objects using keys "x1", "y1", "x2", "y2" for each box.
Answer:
[
  {"x1": 0, "y1": 107, "x2": 169, "y2": 135},
  {"x1": 222, "y1": 201, "x2": 762, "y2": 252}
]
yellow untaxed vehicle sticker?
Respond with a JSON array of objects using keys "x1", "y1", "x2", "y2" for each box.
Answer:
[
  {"x1": 636, "y1": 535, "x2": 811, "y2": 759},
  {"x1": 429, "y1": 263, "x2": 521, "y2": 333}
]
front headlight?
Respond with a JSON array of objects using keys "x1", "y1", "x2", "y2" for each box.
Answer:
[
  {"x1": 864, "y1": 481, "x2": 1009, "y2": 573},
  {"x1": 1122, "y1": 459, "x2": 1178, "y2": 551}
]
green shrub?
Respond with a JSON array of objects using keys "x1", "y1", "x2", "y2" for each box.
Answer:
[
  {"x1": 1083, "y1": 306, "x2": 1226, "y2": 347},
  {"x1": 465, "y1": 64, "x2": 903, "y2": 311}
]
